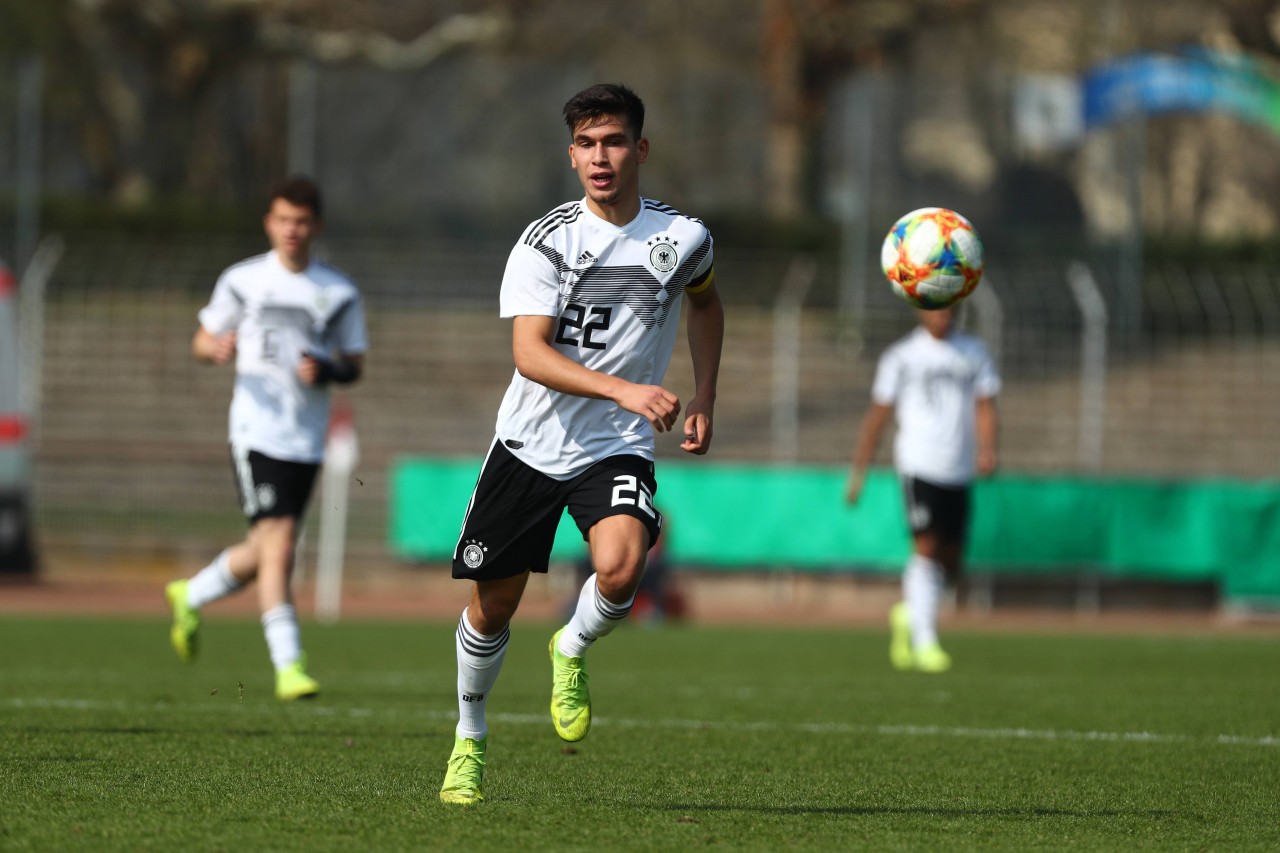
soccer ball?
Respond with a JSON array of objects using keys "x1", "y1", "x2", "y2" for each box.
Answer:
[{"x1": 880, "y1": 207, "x2": 984, "y2": 310}]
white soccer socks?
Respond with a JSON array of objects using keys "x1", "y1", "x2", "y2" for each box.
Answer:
[
  {"x1": 261, "y1": 603, "x2": 304, "y2": 671},
  {"x1": 903, "y1": 554, "x2": 945, "y2": 651},
  {"x1": 185, "y1": 549, "x2": 243, "y2": 610},
  {"x1": 558, "y1": 574, "x2": 634, "y2": 659},
  {"x1": 454, "y1": 609, "x2": 510, "y2": 741}
]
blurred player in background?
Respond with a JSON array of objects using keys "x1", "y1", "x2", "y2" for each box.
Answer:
[
  {"x1": 439, "y1": 82, "x2": 724, "y2": 805},
  {"x1": 164, "y1": 176, "x2": 368, "y2": 700},
  {"x1": 845, "y1": 305, "x2": 999, "y2": 673}
]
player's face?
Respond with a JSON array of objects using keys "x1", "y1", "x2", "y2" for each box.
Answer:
[
  {"x1": 569, "y1": 115, "x2": 648, "y2": 220},
  {"x1": 263, "y1": 198, "x2": 320, "y2": 268},
  {"x1": 918, "y1": 306, "x2": 955, "y2": 338}
]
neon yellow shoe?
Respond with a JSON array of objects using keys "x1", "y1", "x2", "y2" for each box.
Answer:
[
  {"x1": 889, "y1": 602, "x2": 913, "y2": 671},
  {"x1": 913, "y1": 643, "x2": 952, "y2": 673},
  {"x1": 439, "y1": 735, "x2": 487, "y2": 805},
  {"x1": 548, "y1": 628, "x2": 591, "y2": 742},
  {"x1": 275, "y1": 658, "x2": 320, "y2": 701},
  {"x1": 164, "y1": 580, "x2": 200, "y2": 664}
]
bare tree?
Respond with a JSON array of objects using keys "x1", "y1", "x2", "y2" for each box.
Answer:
[
  {"x1": 760, "y1": 0, "x2": 985, "y2": 218},
  {"x1": 0, "y1": 0, "x2": 514, "y2": 205}
]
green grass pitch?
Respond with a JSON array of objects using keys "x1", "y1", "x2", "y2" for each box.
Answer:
[{"x1": 1, "y1": 615, "x2": 1277, "y2": 851}]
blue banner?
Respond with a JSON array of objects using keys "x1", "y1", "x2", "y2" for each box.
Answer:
[{"x1": 1084, "y1": 49, "x2": 1280, "y2": 131}]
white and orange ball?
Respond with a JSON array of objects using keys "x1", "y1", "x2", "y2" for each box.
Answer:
[{"x1": 880, "y1": 207, "x2": 984, "y2": 309}]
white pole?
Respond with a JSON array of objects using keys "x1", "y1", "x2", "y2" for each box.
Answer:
[
  {"x1": 15, "y1": 55, "x2": 42, "y2": 276},
  {"x1": 836, "y1": 74, "x2": 877, "y2": 333},
  {"x1": 966, "y1": 274, "x2": 1003, "y2": 367},
  {"x1": 315, "y1": 405, "x2": 358, "y2": 623},
  {"x1": 771, "y1": 256, "x2": 815, "y2": 462},
  {"x1": 18, "y1": 234, "x2": 63, "y2": 441},
  {"x1": 287, "y1": 60, "x2": 318, "y2": 178},
  {"x1": 1067, "y1": 261, "x2": 1108, "y2": 471},
  {"x1": 960, "y1": 277, "x2": 1000, "y2": 616}
]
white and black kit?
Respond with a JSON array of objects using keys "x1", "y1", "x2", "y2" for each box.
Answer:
[
  {"x1": 198, "y1": 251, "x2": 368, "y2": 522},
  {"x1": 453, "y1": 440, "x2": 661, "y2": 581},
  {"x1": 872, "y1": 324, "x2": 1000, "y2": 541},
  {"x1": 454, "y1": 197, "x2": 714, "y2": 577}
]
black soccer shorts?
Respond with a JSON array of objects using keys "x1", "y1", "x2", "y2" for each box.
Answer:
[
  {"x1": 229, "y1": 444, "x2": 319, "y2": 524},
  {"x1": 452, "y1": 440, "x2": 663, "y2": 581},
  {"x1": 901, "y1": 474, "x2": 971, "y2": 540}
]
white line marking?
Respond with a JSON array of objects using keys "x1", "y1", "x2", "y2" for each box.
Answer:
[{"x1": 4, "y1": 697, "x2": 1276, "y2": 748}]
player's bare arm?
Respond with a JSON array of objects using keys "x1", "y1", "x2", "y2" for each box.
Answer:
[
  {"x1": 976, "y1": 396, "x2": 998, "y2": 476},
  {"x1": 681, "y1": 281, "x2": 724, "y2": 454},
  {"x1": 298, "y1": 353, "x2": 364, "y2": 387},
  {"x1": 192, "y1": 326, "x2": 236, "y2": 365},
  {"x1": 846, "y1": 402, "x2": 893, "y2": 504},
  {"x1": 511, "y1": 314, "x2": 681, "y2": 433}
]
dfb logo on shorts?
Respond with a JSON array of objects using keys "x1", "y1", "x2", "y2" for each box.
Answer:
[
  {"x1": 462, "y1": 540, "x2": 487, "y2": 569},
  {"x1": 255, "y1": 483, "x2": 277, "y2": 510}
]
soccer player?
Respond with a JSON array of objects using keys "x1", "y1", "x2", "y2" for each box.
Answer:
[
  {"x1": 439, "y1": 83, "x2": 724, "y2": 805},
  {"x1": 845, "y1": 305, "x2": 999, "y2": 673},
  {"x1": 164, "y1": 176, "x2": 368, "y2": 701}
]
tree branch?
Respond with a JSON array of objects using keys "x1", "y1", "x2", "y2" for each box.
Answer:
[{"x1": 258, "y1": 11, "x2": 513, "y2": 69}]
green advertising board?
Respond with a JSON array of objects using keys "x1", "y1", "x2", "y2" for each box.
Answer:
[{"x1": 390, "y1": 458, "x2": 1280, "y2": 606}]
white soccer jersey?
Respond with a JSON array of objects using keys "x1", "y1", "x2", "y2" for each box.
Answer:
[
  {"x1": 872, "y1": 326, "x2": 1000, "y2": 486},
  {"x1": 495, "y1": 197, "x2": 715, "y2": 478},
  {"x1": 197, "y1": 251, "x2": 368, "y2": 463}
]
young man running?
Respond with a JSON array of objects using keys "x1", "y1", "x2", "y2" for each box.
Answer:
[
  {"x1": 165, "y1": 176, "x2": 367, "y2": 700},
  {"x1": 439, "y1": 83, "x2": 724, "y2": 804}
]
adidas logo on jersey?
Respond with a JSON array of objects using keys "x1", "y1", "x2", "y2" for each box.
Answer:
[{"x1": 576, "y1": 250, "x2": 597, "y2": 266}]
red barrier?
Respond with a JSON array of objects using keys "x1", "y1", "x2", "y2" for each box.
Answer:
[{"x1": 0, "y1": 415, "x2": 26, "y2": 444}]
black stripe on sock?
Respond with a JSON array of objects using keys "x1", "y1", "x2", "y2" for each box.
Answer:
[
  {"x1": 592, "y1": 586, "x2": 632, "y2": 621},
  {"x1": 457, "y1": 617, "x2": 510, "y2": 658}
]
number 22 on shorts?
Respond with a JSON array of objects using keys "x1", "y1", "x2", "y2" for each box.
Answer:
[{"x1": 611, "y1": 475, "x2": 655, "y2": 518}]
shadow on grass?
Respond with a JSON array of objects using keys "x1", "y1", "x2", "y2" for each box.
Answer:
[
  {"x1": 661, "y1": 804, "x2": 1177, "y2": 818},
  {"x1": 12, "y1": 724, "x2": 276, "y2": 738}
]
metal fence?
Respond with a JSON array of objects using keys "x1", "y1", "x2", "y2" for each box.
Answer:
[
  {"x1": 4, "y1": 49, "x2": 1280, "y2": 578},
  {"x1": 16, "y1": 232, "x2": 1280, "y2": 576}
]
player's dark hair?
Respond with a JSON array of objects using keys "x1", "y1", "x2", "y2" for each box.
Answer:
[
  {"x1": 268, "y1": 175, "x2": 323, "y2": 219},
  {"x1": 563, "y1": 83, "x2": 645, "y2": 140}
]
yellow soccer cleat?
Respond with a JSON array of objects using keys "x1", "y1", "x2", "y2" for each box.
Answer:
[
  {"x1": 912, "y1": 643, "x2": 952, "y2": 674},
  {"x1": 164, "y1": 580, "x2": 200, "y2": 664},
  {"x1": 889, "y1": 601, "x2": 913, "y2": 671},
  {"x1": 275, "y1": 659, "x2": 320, "y2": 701},
  {"x1": 548, "y1": 628, "x2": 591, "y2": 742},
  {"x1": 439, "y1": 735, "x2": 487, "y2": 805}
]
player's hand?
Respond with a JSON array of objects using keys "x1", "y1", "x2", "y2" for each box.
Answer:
[
  {"x1": 680, "y1": 398, "x2": 714, "y2": 454},
  {"x1": 297, "y1": 353, "x2": 321, "y2": 385},
  {"x1": 977, "y1": 448, "x2": 998, "y2": 477},
  {"x1": 210, "y1": 332, "x2": 237, "y2": 365},
  {"x1": 845, "y1": 471, "x2": 866, "y2": 505},
  {"x1": 617, "y1": 383, "x2": 681, "y2": 433}
]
